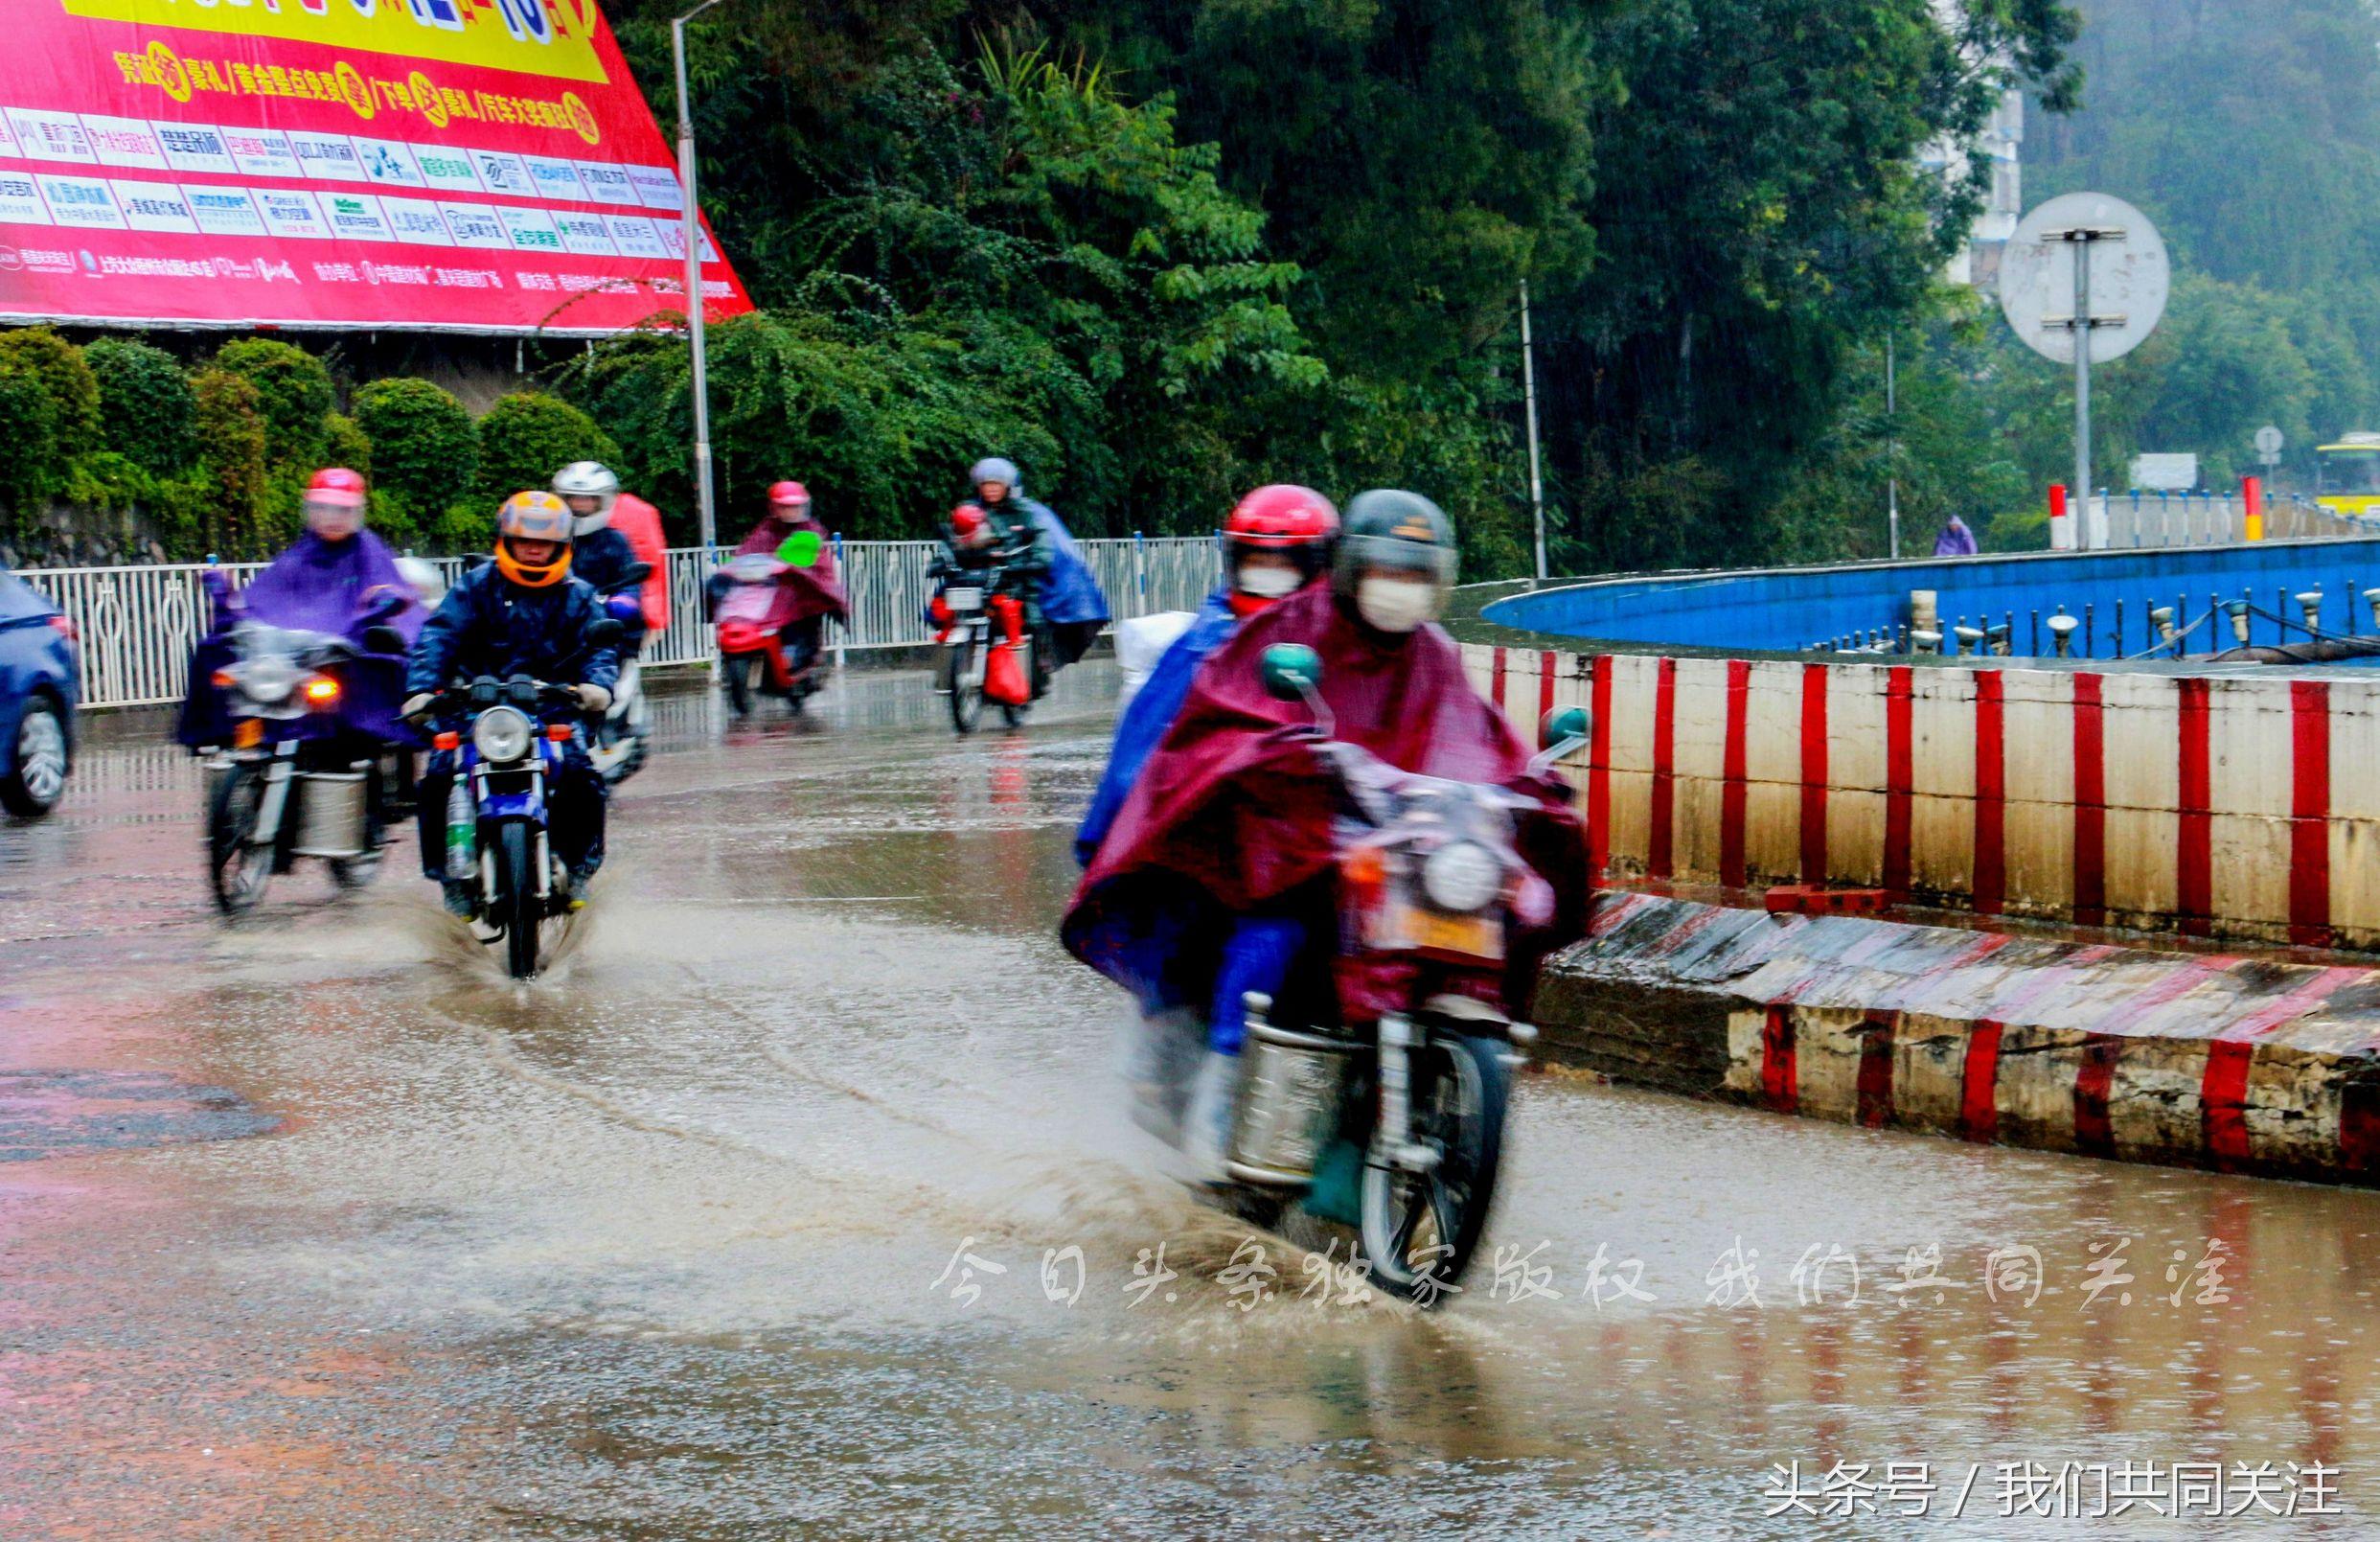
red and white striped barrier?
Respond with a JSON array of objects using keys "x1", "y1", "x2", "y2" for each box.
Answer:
[{"x1": 1469, "y1": 644, "x2": 2380, "y2": 951}]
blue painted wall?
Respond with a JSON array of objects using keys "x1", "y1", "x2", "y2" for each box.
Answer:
[{"x1": 1485, "y1": 541, "x2": 2380, "y2": 659}]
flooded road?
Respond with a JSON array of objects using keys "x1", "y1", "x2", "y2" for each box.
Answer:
[{"x1": 2, "y1": 663, "x2": 2375, "y2": 1538}]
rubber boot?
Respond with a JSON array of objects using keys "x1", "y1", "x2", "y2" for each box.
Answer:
[{"x1": 1181, "y1": 1048, "x2": 1241, "y2": 1184}]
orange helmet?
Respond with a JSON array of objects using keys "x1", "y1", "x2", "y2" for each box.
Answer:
[{"x1": 493, "y1": 490, "x2": 574, "y2": 588}]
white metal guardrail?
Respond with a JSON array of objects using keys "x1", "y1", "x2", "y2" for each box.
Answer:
[
  {"x1": 2092, "y1": 492, "x2": 2369, "y2": 549},
  {"x1": 18, "y1": 536, "x2": 1222, "y2": 710}
]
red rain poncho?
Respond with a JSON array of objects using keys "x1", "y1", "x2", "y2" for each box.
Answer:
[
  {"x1": 1063, "y1": 585, "x2": 1590, "y2": 1017},
  {"x1": 732, "y1": 514, "x2": 849, "y2": 631}
]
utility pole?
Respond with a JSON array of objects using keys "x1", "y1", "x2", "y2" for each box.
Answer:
[
  {"x1": 2049, "y1": 222, "x2": 2124, "y2": 551},
  {"x1": 674, "y1": 0, "x2": 725, "y2": 558},
  {"x1": 1886, "y1": 333, "x2": 1900, "y2": 559},
  {"x1": 1520, "y1": 280, "x2": 1547, "y2": 582}
]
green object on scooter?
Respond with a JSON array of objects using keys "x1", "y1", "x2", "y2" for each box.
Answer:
[
  {"x1": 1298, "y1": 1136, "x2": 1364, "y2": 1228},
  {"x1": 777, "y1": 529, "x2": 824, "y2": 567}
]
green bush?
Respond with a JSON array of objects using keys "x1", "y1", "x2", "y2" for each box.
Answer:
[
  {"x1": 211, "y1": 337, "x2": 333, "y2": 469},
  {"x1": 0, "y1": 370, "x2": 61, "y2": 521},
  {"x1": 352, "y1": 377, "x2": 477, "y2": 532},
  {"x1": 322, "y1": 411, "x2": 372, "y2": 479},
  {"x1": 0, "y1": 328, "x2": 102, "y2": 518},
  {"x1": 85, "y1": 337, "x2": 195, "y2": 477},
  {"x1": 190, "y1": 367, "x2": 269, "y2": 558},
  {"x1": 474, "y1": 392, "x2": 623, "y2": 505}
]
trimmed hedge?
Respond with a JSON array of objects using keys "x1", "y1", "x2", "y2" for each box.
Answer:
[
  {"x1": 86, "y1": 337, "x2": 196, "y2": 477},
  {"x1": 212, "y1": 337, "x2": 334, "y2": 469},
  {"x1": 351, "y1": 376, "x2": 477, "y2": 529},
  {"x1": 474, "y1": 391, "x2": 623, "y2": 505},
  {"x1": 190, "y1": 368, "x2": 269, "y2": 559}
]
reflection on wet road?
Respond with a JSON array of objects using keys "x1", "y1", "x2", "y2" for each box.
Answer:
[{"x1": 2, "y1": 663, "x2": 2374, "y2": 1537}]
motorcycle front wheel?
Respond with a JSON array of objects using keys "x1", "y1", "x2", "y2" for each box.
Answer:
[
  {"x1": 948, "y1": 639, "x2": 982, "y2": 734},
  {"x1": 207, "y1": 761, "x2": 278, "y2": 914},
  {"x1": 723, "y1": 654, "x2": 760, "y2": 720},
  {"x1": 497, "y1": 820, "x2": 540, "y2": 978},
  {"x1": 1359, "y1": 1033, "x2": 1509, "y2": 1303}
]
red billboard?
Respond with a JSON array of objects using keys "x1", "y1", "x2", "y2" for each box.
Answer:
[{"x1": 0, "y1": 0, "x2": 752, "y2": 334}]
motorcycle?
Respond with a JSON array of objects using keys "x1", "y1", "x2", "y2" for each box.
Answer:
[
  {"x1": 419, "y1": 648, "x2": 615, "y2": 979},
  {"x1": 932, "y1": 552, "x2": 1035, "y2": 734},
  {"x1": 585, "y1": 563, "x2": 655, "y2": 784},
  {"x1": 1170, "y1": 642, "x2": 1589, "y2": 1302},
  {"x1": 203, "y1": 615, "x2": 413, "y2": 915},
  {"x1": 714, "y1": 553, "x2": 827, "y2": 720}
]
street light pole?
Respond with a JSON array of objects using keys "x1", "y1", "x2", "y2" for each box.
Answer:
[
  {"x1": 674, "y1": 0, "x2": 725, "y2": 558},
  {"x1": 1520, "y1": 280, "x2": 1547, "y2": 582}
]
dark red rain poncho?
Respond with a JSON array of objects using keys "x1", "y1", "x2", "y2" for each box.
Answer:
[
  {"x1": 1063, "y1": 584, "x2": 1590, "y2": 1020},
  {"x1": 732, "y1": 515, "x2": 849, "y2": 631}
]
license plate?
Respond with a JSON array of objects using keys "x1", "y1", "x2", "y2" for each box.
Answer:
[
  {"x1": 1401, "y1": 905, "x2": 1502, "y2": 960},
  {"x1": 945, "y1": 586, "x2": 982, "y2": 610},
  {"x1": 233, "y1": 718, "x2": 263, "y2": 748}
]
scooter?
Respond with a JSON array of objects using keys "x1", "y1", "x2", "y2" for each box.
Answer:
[
  {"x1": 714, "y1": 553, "x2": 827, "y2": 719},
  {"x1": 1151, "y1": 642, "x2": 1588, "y2": 1302},
  {"x1": 931, "y1": 554, "x2": 1035, "y2": 734}
]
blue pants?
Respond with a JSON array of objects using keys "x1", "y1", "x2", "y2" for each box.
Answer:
[{"x1": 1208, "y1": 916, "x2": 1307, "y2": 1055}]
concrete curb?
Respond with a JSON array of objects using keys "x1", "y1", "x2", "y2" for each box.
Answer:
[{"x1": 1533, "y1": 890, "x2": 2380, "y2": 1185}]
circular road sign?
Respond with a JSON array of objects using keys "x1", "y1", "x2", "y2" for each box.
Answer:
[
  {"x1": 1998, "y1": 191, "x2": 2171, "y2": 366},
  {"x1": 2254, "y1": 425, "x2": 2285, "y2": 459}
]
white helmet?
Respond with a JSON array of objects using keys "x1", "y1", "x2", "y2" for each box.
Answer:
[{"x1": 553, "y1": 461, "x2": 621, "y2": 535}]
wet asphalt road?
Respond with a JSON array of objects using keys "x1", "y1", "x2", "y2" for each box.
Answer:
[{"x1": 3, "y1": 663, "x2": 2378, "y2": 1539}]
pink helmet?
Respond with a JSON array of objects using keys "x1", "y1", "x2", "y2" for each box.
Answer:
[
  {"x1": 767, "y1": 480, "x2": 810, "y2": 510},
  {"x1": 306, "y1": 467, "x2": 367, "y2": 509}
]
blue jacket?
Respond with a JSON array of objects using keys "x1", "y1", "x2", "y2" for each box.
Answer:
[
  {"x1": 1014, "y1": 496, "x2": 1110, "y2": 627},
  {"x1": 404, "y1": 562, "x2": 620, "y2": 702},
  {"x1": 1073, "y1": 590, "x2": 1238, "y2": 866},
  {"x1": 571, "y1": 526, "x2": 650, "y2": 642}
]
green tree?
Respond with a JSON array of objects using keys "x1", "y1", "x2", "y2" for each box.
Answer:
[
  {"x1": 0, "y1": 328, "x2": 100, "y2": 518},
  {"x1": 474, "y1": 392, "x2": 625, "y2": 505},
  {"x1": 351, "y1": 377, "x2": 478, "y2": 530},
  {"x1": 189, "y1": 367, "x2": 269, "y2": 558},
  {"x1": 211, "y1": 337, "x2": 335, "y2": 470},
  {"x1": 84, "y1": 337, "x2": 195, "y2": 477}
]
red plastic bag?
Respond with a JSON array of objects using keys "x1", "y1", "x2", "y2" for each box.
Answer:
[{"x1": 984, "y1": 639, "x2": 1031, "y2": 704}]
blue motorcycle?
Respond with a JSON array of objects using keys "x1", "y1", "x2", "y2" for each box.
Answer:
[{"x1": 423, "y1": 673, "x2": 590, "y2": 978}]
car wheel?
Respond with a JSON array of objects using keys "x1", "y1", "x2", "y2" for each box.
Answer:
[{"x1": 0, "y1": 695, "x2": 69, "y2": 817}]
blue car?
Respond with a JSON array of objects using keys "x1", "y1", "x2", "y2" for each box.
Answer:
[{"x1": 0, "y1": 569, "x2": 79, "y2": 817}]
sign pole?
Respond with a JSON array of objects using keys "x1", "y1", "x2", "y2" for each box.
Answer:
[
  {"x1": 675, "y1": 0, "x2": 725, "y2": 562},
  {"x1": 2071, "y1": 230, "x2": 2093, "y2": 552},
  {"x1": 1520, "y1": 279, "x2": 1547, "y2": 582},
  {"x1": 1886, "y1": 333, "x2": 1900, "y2": 559}
]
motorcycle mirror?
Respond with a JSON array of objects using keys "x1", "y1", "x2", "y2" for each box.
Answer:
[
  {"x1": 1540, "y1": 704, "x2": 1590, "y2": 751},
  {"x1": 587, "y1": 617, "x2": 625, "y2": 647},
  {"x1": 1259, "y1": 643, "x2": 1323, "y2": 702},
  {"x1": 619, "y1": 561, "x2": 655, "y2": 587},
  {"x1": 777, "y1": 530, "x2": 824, "y2": 568},
  {"x1": 360, "y1": 624, "x2": 406, "y2": 656}
]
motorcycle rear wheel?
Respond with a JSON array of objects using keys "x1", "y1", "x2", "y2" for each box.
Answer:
[
  {"x1": 498, "y1": 820, "x2": 540, "y2": 979},
  {"x1": 1359, "y1": 1033, "x2": 1509, "y2": 1303},
  {"x1": 207, "y1": 761, "x2": 277, "y2": 914}
]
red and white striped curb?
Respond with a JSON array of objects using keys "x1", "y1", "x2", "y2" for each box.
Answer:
[
  {"x1": 1467, "y1": 644, "x2": 2380, "y2": 952},
  {"x1": 1544, "y1": 891, "x2": 2380, "y2": 1183}
]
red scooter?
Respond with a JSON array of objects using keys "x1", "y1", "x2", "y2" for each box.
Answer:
[{"x1": 714, "y1": 553, "x2": 827, "y2": 718}]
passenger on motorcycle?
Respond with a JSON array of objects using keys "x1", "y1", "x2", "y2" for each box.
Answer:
[
  {"x1": 718, "y1": 480, "x2": 848, "y2": 668},
  {"x1": 400, "y1": 491, "x2": 620, "y2": 914},
  {"x1": 950, "y1": 455, "x2": 1110, "y2": 678},
  {"x1": 175, "y1": 467, "x2": 426, "y2": 751},
  {"x1": 552, "y1": 461, "x2": 662, "y2": 646},
  {"x1": 1063, "y1": 490, "x2": 1589, "y2": 1178},
  {"x1": 1073, "y1": 484, "x2": 1339, "y2": 867}
]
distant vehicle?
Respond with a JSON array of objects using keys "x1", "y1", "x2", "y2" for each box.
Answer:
[
  {"x1": 2315, "y1": 432, "x2": 2380, "y2": 518},
  {"x1": 0, "y1": 569, "x2": 78, "y2": 817}
]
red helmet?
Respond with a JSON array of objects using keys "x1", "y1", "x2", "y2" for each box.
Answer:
[
  {"x1": 305, "y1": 466, "x2": 367, "y2": 509},
  {"x1": 767, "y1": 479, "x2": 810, "y2": 510},
  {"x1": 950, "y1": 503, "x2": 996, "y2": 549},
  {"x1": 1224, "y1": 484, "x2": 1337, "y2": 612}
]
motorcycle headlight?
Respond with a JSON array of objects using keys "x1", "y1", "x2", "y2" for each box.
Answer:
[
  {"x1": 472, "y1": 705, "x2": 534, "y2": 764},
  {"x1": 239, "y1": 656, "x2": 297, "y2": 704},
  {"x1": 1421, "y1": 840, "x2": 1504, "y2": 913}
]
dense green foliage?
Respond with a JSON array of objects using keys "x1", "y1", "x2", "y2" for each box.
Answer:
[
  {"x1": 351, "y1": 378, "x2": 478, "y2": 537},
  {"x1": 474, "y1": 392, "x2": 624, "y2": 506},
  {"x1": 0, "y1": 327, "x2": 101, "y2": 514},
  {"x1": 189, "y1": 368, "x2": 270, "y2": 559},
  {"x1": 85, "y1": 338, "x2": 196, "y2": 478},
  {"x1": 210, "y1": 338, "x2": 336, "y2": 471}
]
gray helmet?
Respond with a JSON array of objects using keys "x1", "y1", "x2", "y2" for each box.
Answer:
[
  {"x1": 1333, "y1": 489, "x2": 1457, "y2": 602},
  {"x1": 969, "y1": 456, "x2": 1020, "y2": 497},
  {"x1": 553, "y1": 461, "x2": 621, "y2": 535}
]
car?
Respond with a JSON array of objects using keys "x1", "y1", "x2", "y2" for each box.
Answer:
[{"x1": 0, "y1": 568, "x2": 79, "y2": 817}]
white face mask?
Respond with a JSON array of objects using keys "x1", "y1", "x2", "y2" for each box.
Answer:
[
  {"x1": 1356, "y1": 576, "x2": 1436, "y2": 633},
  {"x1": 1236, "y1": 564, "x2": 1300, "y2": 600}
]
